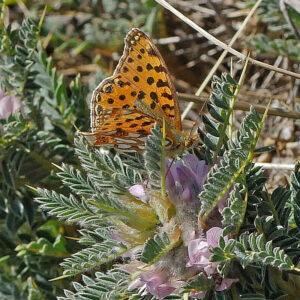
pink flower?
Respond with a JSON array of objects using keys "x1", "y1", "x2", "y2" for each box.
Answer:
[
  {"x1": 120, "y1": 260, "x2": 145, "y2": 274},
  {"x1": 187, "y1": 238, "x2": 211, "y2": 267},
  {"x1": 128, "y1": 278, "x2": 144, "y2": 291},
  {"x1": 190, "y1": 291, "x2": 207, "y2": 299},
  {"x1": 139, "y1": 269, "x2": 181, "y2": 299},
  {"x1": 128, "y1": 184, "x2": 147, "y2": 203},
  {"x1": 166, "y1": 154, "x2": 209, "y2": 204},
  {"x1": 123, "y1": 262, "x2": 181, "y2": 298},
  {"x1": 187, "y1": 227, "x2": 237, "y2": 292},
  {"x1": 216, "y1": 278, "x2": 238, "y2": 291},
  {"x1": 109, "y1": 230, "x2": 137, "y2": 258},
  {"x1": 187, "y1": 227, "x2": 222, "y2": 267},
  {"x1": 140, "y1": 269, "x2": 168, "y2": 286},
  {"x1": 206, "y1": 227, "x2": 223, "y2": 246},
  {"x1": 0, "y1": 90, "x2": 23, "y2": 119}
]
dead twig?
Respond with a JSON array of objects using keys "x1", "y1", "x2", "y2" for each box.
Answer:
[
  {"x1": 178, "y1": 93, "x2": 300, "y2": 120},
  {"x1": 254, "y1": 163, "x2": 295, "y2": 171}
]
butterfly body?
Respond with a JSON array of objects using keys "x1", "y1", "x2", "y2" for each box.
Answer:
[{"x1": 80, "y1": 28, "x2": 199, "y2": 156}]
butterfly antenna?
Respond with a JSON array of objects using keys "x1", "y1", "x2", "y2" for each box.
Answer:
[
  {"x1": 165, "y1": 157, "x2": 175, "y2": 178},
  {"x1": 72, "y1": 122, "x2": 80, "y2": 131},
  {"x1": 188, "y1": 121, "x2": 198, "y2": 140}
]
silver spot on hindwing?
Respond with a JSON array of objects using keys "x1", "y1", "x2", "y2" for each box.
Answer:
[{"x1": 117, "y1": 143, "x2": 132, "y2": 149}]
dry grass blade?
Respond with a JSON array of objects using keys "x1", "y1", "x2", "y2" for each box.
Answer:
[
  {"x1": 178, "y1": 93, "x2": 300, "y2": 120},
  {"x1": 156, "y1": 0, "x2": 264, "y2": 120},
  {"x1": 155, "y1": 0, "x2": 300, "y2": 81}
]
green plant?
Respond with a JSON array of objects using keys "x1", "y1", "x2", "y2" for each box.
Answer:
[
  {"x1": 0, "y1": 1, "x2": 163, "y2": 297},
  {"x1": 246, "y1": 0, "x2": 300, "y2": 61},
  {"x1": 0, "y1": 6, "x2": 87, "y2": 299},
  {"x1": 1, "y1": 1, "x2": 299, "y2": 299},
  {"x1": 36, "y1": 72, "x2": 300, "y2": 299}
]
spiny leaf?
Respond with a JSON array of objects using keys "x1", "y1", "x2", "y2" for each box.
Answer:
[{"x1": 140, "y1": 232, "x2": 172, "y2": 264}]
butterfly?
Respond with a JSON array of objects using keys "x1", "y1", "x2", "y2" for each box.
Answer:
[{"x1": 79, "y1": 28, "x2": 199, "y2": 156}]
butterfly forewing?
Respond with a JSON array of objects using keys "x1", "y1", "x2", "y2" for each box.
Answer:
[
  {"x1": 82, "y1": 28, "x2": 186, "y2": 152},
  {"x1": 117, "y1": 29, "x2": 182, "y2": 130}
]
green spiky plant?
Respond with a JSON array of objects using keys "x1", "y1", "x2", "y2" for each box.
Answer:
[
  {"x1": 0, "y1": 5, "x2": 88, "y2": 299},
  {"x1": 246, "y1": 0, "x2": 300, "y2": 61},
  {"x1": 35, "y1": 69, "x2": 300, "y2": 299},
  {"x1": 1, "y1": 1, "x2": 300, "y2": 299},
  {"x1": 0, "y1": 0, "x2": 166, "y2": 298}
]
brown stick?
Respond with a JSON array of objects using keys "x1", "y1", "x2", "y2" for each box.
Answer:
[{"x1": 178, "y1": 93, "x2": 300, "y2": 120}]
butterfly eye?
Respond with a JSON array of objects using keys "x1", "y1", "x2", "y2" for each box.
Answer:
[{"x1": 165, "y1": 137, "x2": 173, "y2": 148}]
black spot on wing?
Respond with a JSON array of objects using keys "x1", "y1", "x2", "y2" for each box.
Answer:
[
  {"x1": 146, "y1": 63, "x2": 153, "y2": 70},
  {"x1": 96, "y1": 105, "x2": 102, "y2": 114},
  {"x1": 147, "y1": 47, "x2": 157, "y2": 56},
  {"x1": 147, "y1": 77, "x2": 154, "y2": 85},
  {"x1": 137, "y1": 129, "x2": 148, "y2": 134},
  {"x1": 154, "y1": 65, "x2": 166, "y2": 73},
  {"x1": 161, "y1": 92, "x2": 173, "y2": 100},
  {"x1": 103, "y1": 84, "x2": 113, "y2": 93},
  {"x1": 150, "y1": 92, "x2": 158, "y2": 103},
  {"x1": 156, "y1": 79, "x2": 169, "y2": 87},
  {"x1": 142, "y1": 121, "x2": 153, "y2": 126},
  {"x1": 118, "y1": 80, "x2": 125, "y2": 87},
  {"x1": 138, "y1": 91, "x2": 146, "y2": 100},
  {"x1": 162, "y1": 104, "x2": 174, "y2": 111}
]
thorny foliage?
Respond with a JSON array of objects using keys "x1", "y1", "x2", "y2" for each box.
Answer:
[{"x1": 1, "y1": 0, "x2": 299, "y2": 299}]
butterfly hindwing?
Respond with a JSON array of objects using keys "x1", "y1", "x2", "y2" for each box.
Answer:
[{"x1": 82, "y1": 109, "x2": 157, "y2": 150}]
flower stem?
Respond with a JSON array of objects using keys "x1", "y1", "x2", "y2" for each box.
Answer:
[
  {"x1": 161, "y1": 118, "x2": 167, "y2": 200},
  {"x1": 213, "y1": 54, "x2": 250, "y2": 163}
]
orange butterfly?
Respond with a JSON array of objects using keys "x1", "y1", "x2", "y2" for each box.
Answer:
[{"x1": 79, "y1": 28, "x2": 199, "y2": 156}]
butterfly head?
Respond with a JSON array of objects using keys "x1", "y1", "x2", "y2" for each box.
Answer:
[{"x1": 165, "y1": 130, "x2": 198, "y2": 156}]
